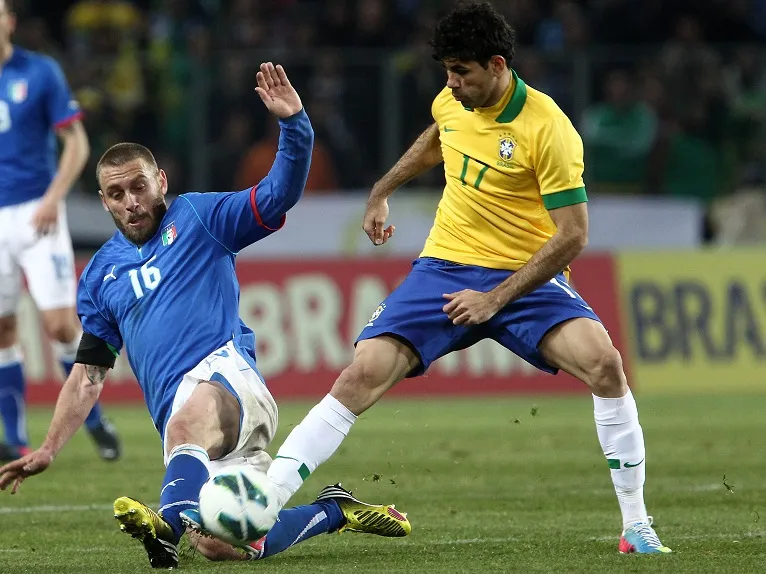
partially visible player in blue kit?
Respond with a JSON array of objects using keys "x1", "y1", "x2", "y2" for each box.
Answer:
[
  {"x1": 0, "y1": 0, "x2": 120, "y2": 463},
  {"x1": 0, "y1": 63, "x2": 410, "y2": 569}
]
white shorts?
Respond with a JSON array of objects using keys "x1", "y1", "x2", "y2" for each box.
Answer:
[
  {"x1": 0, "y1": 198, "x2": 77, "y2": 317},
  {"x1": 162, "y1": 340, "x2": 279, "y2": 475}
]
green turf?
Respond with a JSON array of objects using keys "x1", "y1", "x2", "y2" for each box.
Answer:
[{"x1": 1, "y1": 394, "x2": 765, "y2": 573}]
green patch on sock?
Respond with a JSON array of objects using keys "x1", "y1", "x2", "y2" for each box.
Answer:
[{"x1": 275, "y1": 455, "x2": 311, "y2": 481}]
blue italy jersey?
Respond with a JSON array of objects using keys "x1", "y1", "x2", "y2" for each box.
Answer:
[
  {"x1": 0, "y1": 46, "x2": 82, "y2": 208},
  {"x1": 76, "y1": 111, "x2": 313, "y2": 437}
]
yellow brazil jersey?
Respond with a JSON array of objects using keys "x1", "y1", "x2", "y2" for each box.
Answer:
[{"x1": 421, "y1": 69, "x2": 587, "y2": 271}]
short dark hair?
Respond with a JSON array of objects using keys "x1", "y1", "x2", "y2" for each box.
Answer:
[
  {"x1": 430, "y1": 1, "x2": 516, "y2": 68},
  {"x1": 97, "y1": 142, "x2": 158, "y2": 184}
]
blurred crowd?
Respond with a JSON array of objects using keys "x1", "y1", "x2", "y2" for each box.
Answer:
[{"x1": 11, "y1": 0, "x2": 766, "y2": 238}]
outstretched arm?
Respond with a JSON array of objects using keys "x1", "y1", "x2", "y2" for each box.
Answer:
[
  {"x1": 189, "y1": 63, "x2": 314, "y2": 252},
  {"x1": 370, "y1": 123, "x2": 442, "y2": 202},
  {"x1": 0, "y1": 362, "x2": 108, "y2": 493},
  {"x1": 363, "y1": 123, "x2": 442, "y2": 245},
  {"x1": 252, "y1": 62, "x2": 313, "y2": 220},
  {"x1": 43, "y1": 363, "x2": 108, "y2": 455}
]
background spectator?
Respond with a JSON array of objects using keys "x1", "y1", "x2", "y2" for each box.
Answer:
[
  {"x1": 11, "y1": 0, "x2": 766, "y2": 240},
  {"x1": 581, "y1": 69, "x2": 657, "y2": 194}
]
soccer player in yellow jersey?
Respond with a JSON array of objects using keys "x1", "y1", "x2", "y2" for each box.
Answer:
[{"x1": 265, "y1": 1, "x2": 670, "y2": 555}]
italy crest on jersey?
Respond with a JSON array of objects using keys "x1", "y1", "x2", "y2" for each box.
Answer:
[
  {"x1": 498, "y1": 135, "x2": 515, "y2": 161},
  {"x1": 161, "y1": 222, "x2": 178, "y2": 246},
  {"x1": 8, "y1": 80, "x2": 27, "y2": 103}
]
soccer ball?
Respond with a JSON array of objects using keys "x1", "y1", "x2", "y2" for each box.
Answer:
[{"x1": 198, "y1": 465, "x2": 277, "y2": 545}]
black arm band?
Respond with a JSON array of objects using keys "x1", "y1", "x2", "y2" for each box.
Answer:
[{"x1": 75, "y1": 332, "x2": 118, "y2": 369}]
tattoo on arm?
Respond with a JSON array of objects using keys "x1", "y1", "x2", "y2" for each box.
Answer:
[{"x1": 84, "y1": 365, "x2": 108, "y2": 386}]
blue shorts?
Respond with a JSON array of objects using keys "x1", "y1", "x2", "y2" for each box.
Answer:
[{"x1": 357, "y1": 257, "x2": 602, "y2": 376}]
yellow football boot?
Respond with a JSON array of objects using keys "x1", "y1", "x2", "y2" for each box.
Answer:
[
  {"x1": 314, "y1": 483, "x2": 412, "y2": 537},
  {"x1": 113, "y1": 496, "x2": 179, "y2": 568}
]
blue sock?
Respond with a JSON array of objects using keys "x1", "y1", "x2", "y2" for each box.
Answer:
[
  {"x1": 259, "y1": 500, "x2": 344, "y2": 559},
  {"x1": 59, "y1": 357, "x2": 104, "y2": 431},
  {"x1": 84, "y1": 401, "x2": 104, "y2": 431},
  {"x1": 159, "y1": 444, "x2": 210, "y2": 541},
  {"x1": 59, "y1": 358, "x2": 75, "y2": 377},
  {"x1": 0, "y1": 347, "x2": 27, "y2": 447}
]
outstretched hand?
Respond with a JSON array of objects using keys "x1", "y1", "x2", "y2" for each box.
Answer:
[
  {"x1": 0, "y1": 449, "x2": 54, "y2": 494},
  {"x1": 255, "y1": 63, "x2": 303, "y2": 119}
]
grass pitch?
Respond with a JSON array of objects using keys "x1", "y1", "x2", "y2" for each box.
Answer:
[{"x1": 1, "y1": 394, "x2": 765, "y2": 573}]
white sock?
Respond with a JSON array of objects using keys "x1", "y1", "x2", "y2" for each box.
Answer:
[
  {"x1": 51, "y1": 330, "x2": 82, "y2": 363},
  {"x1": 166, "y1": 443, "x2": 211, "y2": 469},
  {"x1": 0, "y1": 345, "x2": 23, "y2": 366},
  {"x1": 267, "y1": 394, "x2": 357, "y2": 508},
  {"x1": 593, "y1": 390, "x2": 649, "y2": 529}
]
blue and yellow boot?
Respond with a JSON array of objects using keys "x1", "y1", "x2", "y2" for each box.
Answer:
[{"x1": 619, "y1": 519, "x2": 672, "y2": 554}]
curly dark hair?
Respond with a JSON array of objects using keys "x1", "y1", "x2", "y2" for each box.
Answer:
[{"x1": 430, "y1": 1, "x2": 516, "y2": 68}]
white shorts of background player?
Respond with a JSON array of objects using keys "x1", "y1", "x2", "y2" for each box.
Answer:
[{"x1": 0, "y1": 198, "x2": 76, "y2": 317}]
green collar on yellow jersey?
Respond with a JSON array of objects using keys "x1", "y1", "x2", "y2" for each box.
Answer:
[
  {"x1": 495, "y1": 69, "x2": 527, "y2": 123},
  {"x1": 463, "y1": 69, "x2": 527, "y2": 123}
]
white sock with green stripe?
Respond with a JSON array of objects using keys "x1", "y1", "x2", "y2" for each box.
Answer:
[
  {"x1": 593, "y1": 390, "x2": 649, "y2": 529},
  {"x1": 267, "y1": 394, "x2": 357, "y2": 508}
]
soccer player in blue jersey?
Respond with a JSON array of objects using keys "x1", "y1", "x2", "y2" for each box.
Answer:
[
  {"x1": 0, "y1": 62, "x2": 411, "y2": 568},
  {"x1": 0, "y1": 0, "x2": 121, "y2": 462}
]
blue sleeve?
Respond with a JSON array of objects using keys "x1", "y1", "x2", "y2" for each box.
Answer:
[
  {"x1": 183, "y1": 108, "x2": 314, "y2": 252},
  {"x1": 76, "y1": 268, "x2": 123, "y2": 353},
  {"x1": 41, "y1": 56, "x2": 82, "y2": 129},
  {"x1": 181, "y1": 189, "x2": 276, "y2": 253},
  {"x1": 251, "y1": 109, "x2": 313, "y2": 223}
]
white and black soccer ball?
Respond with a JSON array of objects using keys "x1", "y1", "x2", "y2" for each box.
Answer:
[{"x1": 198, "y1": 465, "x2": 277, "y2": 545}]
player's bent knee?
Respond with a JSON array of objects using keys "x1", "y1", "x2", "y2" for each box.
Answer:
[
  {"x1": 45, "y1": 324, "x2": 77, "y2": 344},
  {"x1": 40, "y1": 314, "x2": 79, "y2": 344},
  {"x1": 331, "y1": 339, "x2": 413, "y2": 414},
  {"x1": 585, "y1": 346, "x2": 627, "y2": 397},
  {"x1": 165, "y1": 383, "x2": 239, "y2": 458},
  {"x1": 0, "y1": 315, "x2": 18, "y2": 347},
  {"x1": 164, "y1": 414, "x2": 204, "y2": 451},
  {"x1": 341, "y1": 358, "x2": 386, "y2": 391},
  {"x1": 332, "y1": 361, "x2": 386, "y2": 414}
]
